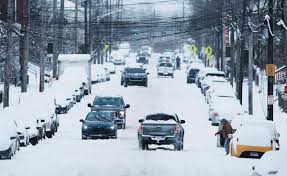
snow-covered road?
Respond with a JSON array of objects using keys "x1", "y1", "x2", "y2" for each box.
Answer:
[{"x1": 0, "y1": 54, "x2": 257, "y2": 176}]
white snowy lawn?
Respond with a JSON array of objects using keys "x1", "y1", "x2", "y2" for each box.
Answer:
[{"x1": 0, "y1": 53, "x2": 281, "y2": 176}]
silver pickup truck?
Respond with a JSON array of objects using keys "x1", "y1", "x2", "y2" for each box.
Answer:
[{"x1": 137, "y1": 113, "x2": 185, "y2": 151}]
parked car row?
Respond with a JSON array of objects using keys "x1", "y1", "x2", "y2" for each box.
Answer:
[
  {"x1": 91, "y1": 64, "x2": 111, "y2": 84},
  {"x1": 194, "y1": 65, "x2": 281, "y2": 160},
  {"x1": 0, "y1": 92, "x2": 60, "y2": 159}
]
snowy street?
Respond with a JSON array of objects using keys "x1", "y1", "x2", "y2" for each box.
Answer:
[{"x1": 0, "y1": 55, "x2": 257, "y2": 176}]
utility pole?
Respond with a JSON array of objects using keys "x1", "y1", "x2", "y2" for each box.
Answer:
[
  {"x1": 39, "y1": 0, "x2": 47, "y2": 92},
  {"x1": 237, "y1": 0, "x2": 248, "y2": 104},
  {"x1": 230, "y1": 0, "x2": 235, "y2": 87},
  {"x1": 267, "y1": 0, "x2": 274, "y2": 121},
  {"x1": 19, "y1": 0, "x2": 30, "y2": 93},
  {"x1": 84, "y1": 0, "x2": 88, "y2": 54},
  {"x1": 216, "y1": 30, "x2": 220, "y2": 70},
  {"x1": 3, "y1": 0, "x2": 14, "y2": 108},
  {"x1": 52, "y1": 0, "x2": 58, "y2": 78},
  {"x1": 248, "y1": 28, "x2": 254, "y2": 115},
  {"x1": 74, "y1": 0, "x2": 79, "y2": 53},
  {"x1": 221, "y1": 0, "x2": 226, "y2": 72},
  {"x1": 58, "y1": 0, "x2": 64, "y2": 54},
  {"x1": 282, "y1": 0, "x2": 287, "y2": 84}
]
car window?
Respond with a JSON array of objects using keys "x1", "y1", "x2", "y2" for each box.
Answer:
[
  {"x1": 93, "y1": 97, "x2": 123, "y2": 107},
  {"x1": 146, "y1": 114, "x2": 177, "y2": 121},
  {"x1": 159, "y1": 63, "x2": 172, "y2": 67},
  {"x1": 85, "y1": 112, "x2": 114, "y2": 122},
  {"x1": 126, "y1": 68, "x2": 145, "y2": 73}
]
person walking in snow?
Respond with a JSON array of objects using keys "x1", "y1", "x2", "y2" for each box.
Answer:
[
  {"x1": 215, "y1": 119, "x2": 233, "y2": 155},
  {"x1": 176, "y1": 56, "x2": 181, "y2": 69}
]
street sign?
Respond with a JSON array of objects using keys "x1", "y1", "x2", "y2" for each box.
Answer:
[
  {"x1": 267, "y1": 95, "x2": 274, "y2": 105},
  {"x1": 189, "y1": 44, "x2": 198, "y2": 56},
  {"x1": 266, "y1": 64, "x2": 276, "y2": 77}
]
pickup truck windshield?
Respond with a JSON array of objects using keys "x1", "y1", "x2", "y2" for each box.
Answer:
[
  {"x1": 94, "y1": 97, "x2": 123, "y2": 107},
  {"x1": 86, "y1": 112, "x2": 114, "y2": 122},
  {"x1": 146, "y1": 114, "x2": 177, "y2": 121}
]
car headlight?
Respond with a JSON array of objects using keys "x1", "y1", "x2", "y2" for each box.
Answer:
[
  {"x1": 119, "y1": 111, "x2": 125, "y2": 117},
  {"x1": 83, "y1": 125, "x2": 88, "y2": 130},
  {"x1": 110, "y1": 126, "x2": 115, "y2": 130}
]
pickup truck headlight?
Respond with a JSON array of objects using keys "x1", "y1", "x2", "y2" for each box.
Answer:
[{"x1": 119, "y1": 111, "x2": 125, "y2": 117}]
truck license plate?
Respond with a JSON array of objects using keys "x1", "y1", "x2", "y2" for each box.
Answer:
[{"x1": 250, "y1": 152, "x2": 259, "y2": 157}]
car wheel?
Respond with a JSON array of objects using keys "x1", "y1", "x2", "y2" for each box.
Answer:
[
  {"x1": 82, "y1": 135, "x2": 87, "y2": 140},
  {"x1": 30, "y1": 137, "x2": 38, "y2": 146},
  {"x1": 144, "y1": 82, "x2": 148, "y2": 87},
  {"x1": 124, "y1": 82, "x2": 128, "y2": 87},
  {"x1": 139, "y1": 140, "x2": 148, "y2": 150},
  {"x1": 122, "y1": 123, "x2": 126, "y2": 129},
  {"x1": 121, "y1": 80, "x2": 123, "y2": 86},
  {"x1": 46, "y1": 131, "x2": 53, "y2": 139},
  {"x1": 174, "y1": 143, "x2": 181, "y2": 151},
  {"x1": 171, "y1": 74, "x2": 174, "y2": 78}
]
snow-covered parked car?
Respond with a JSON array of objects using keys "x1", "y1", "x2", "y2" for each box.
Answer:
[
  {"x1": 196, "y1": 67, "x2": 218, "y2": 88},
  {"x1": 251, "y1": 150, "x2": 286, "y2": 176},
  {"x1": 0, "y1": 117, "x2": 20, "y2": 159},
  {"x1": 91, "y1": 64, "x2": 108, "y2": 83},
  {"x1": 208, "y1": 96, "x2": 244, "y2": 126},
  {"x1": 186, "y1": 63, "x2": 205, "y2": 83},
  {"x1": 201, "y1": 74, "x2": 226, "y2": 95},
  {"x1": 206, "y1": 84, "x2": 235, "y2": 104},
  {"x1": 1, "y1": 107, "x2": 30, "y2": 147},
  {"x1": 112, "y1": 55, "x2": 126, "y2": 65},
  {"x1": 104, "y1": 62, "x2": 116, "y2": 74},
  {"x1": 19, "y1": 93, "x2": 59, "y2": 138},
  {"x1": 230, "y1": 120, "x2": 280, "y2": 158}
]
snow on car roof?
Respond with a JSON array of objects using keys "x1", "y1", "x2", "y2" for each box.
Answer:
[
  {"x1": 142, "y1": 120, "x2": 177, "y2": 125},
  {"x1": 235, "y1": 125, "x2": 273, "y2": 146},
  {"x1": 58, "y1": 54, "x2": 90, "y2": 62}
]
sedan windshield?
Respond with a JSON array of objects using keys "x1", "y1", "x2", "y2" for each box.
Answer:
[
  {"x1": 126, "y1": 68, "x2": 145, "y2": 73},
  {"x1": 146, "y1": 114, "x2": 177, "y2": 121},
  {"x1": 94, "y1": 97, "x2": 123, "y2": 107},
  {"x1": 85, "y1": 112, "x2": 114, "y2": 122}
]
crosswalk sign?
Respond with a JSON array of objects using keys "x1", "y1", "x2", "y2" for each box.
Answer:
[{"x1": 189, "y1": 44, "x2": 198, "y2": 56}]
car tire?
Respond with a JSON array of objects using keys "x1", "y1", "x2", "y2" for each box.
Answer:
[
  {"x1": 30, "y1": 137, "x2": 38, "y2": 146},
  {"x1": 139, "y1": 140, "x2": 148, "y2": 150},
  {"x1": 124, "y1": 83, "x2": 128, "y2": 87},
  {"x1": 174, "y1": 143, "x2": 181, "y2": 151},
  {"x1": 121, "y1": 80, "x2": 124, "y2": 86},
  {"x1": 82, "y1": 135, "x2": 87, "y2": 140},
  {"x1": 171, "y1": 74, "x2": 174, "y2": 78},
  {"x1": 46, "y1": 131, "x2": 53, "y2": 139},
  {"x1": 122, "y1": 123, "x2": 126, "y2": 129},
  {"x1": 144, "y1": 82, "x2": 148, "y2": 87}
]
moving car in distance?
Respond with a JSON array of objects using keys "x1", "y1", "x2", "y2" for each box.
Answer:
[
  {"x1": 157, "y1": 62, "x2": 174, "y2": 78},
  {"x1": 138, "y1": 113, "x2": 185, "y2": 151},
  {"x1": 121, "y1": 67, "x2": 149, "y2": 87}
]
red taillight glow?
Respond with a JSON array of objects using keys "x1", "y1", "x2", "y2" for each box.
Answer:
[{"x1": 138, "y1": 125, "x2": 143, "y2": 134}]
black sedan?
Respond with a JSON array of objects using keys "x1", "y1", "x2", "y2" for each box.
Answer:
[{"x1": 80, "y1": 111, "x2": 117, "y2": 140}]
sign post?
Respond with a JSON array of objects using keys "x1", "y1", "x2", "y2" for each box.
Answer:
[{"x1": 266, "y1": 64, "x2": 275, "y2": 121}]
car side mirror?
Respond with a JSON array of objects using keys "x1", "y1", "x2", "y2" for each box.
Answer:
[
  {"x1": 180, "y1": 120, "x2": 185, "y2": 124},
  {"x1": 41, "y1": 119, "x2": 45, "y2": 123},
  {"x1": 25, "y1": 126, "x2": 30, "y2": 130},
  {"x1": 147, "y1": 72, "x2": 150, "y2": 75},
  {"x1": 88, "y1": 103, "x2": 92, "y2": 108},
  {"x1": 277, "y1": 133, "x2": 280, "y2": 137},
  {"x1": 138, "y1": 119, "x2": 144, "y2": 123},
  {"x1": 79, "y1": 119, "x2": 84, "y2": 123},
  {"x1": 252, "y1": 166, "x2": 255, "y2": 171},
  {"x1": 10, "y1": 136, "x2": 17, "y2": 140},
  {"x1": 125, "y1": 104, "x2": 130, "y2": 108},
  {"x1": 66, "y1": 98, "x2": 71, "y2": 101}
]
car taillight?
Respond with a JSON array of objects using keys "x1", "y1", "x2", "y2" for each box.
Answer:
[{"x1": 138, "y1": 125, "x2": 143, "y2": 134}]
